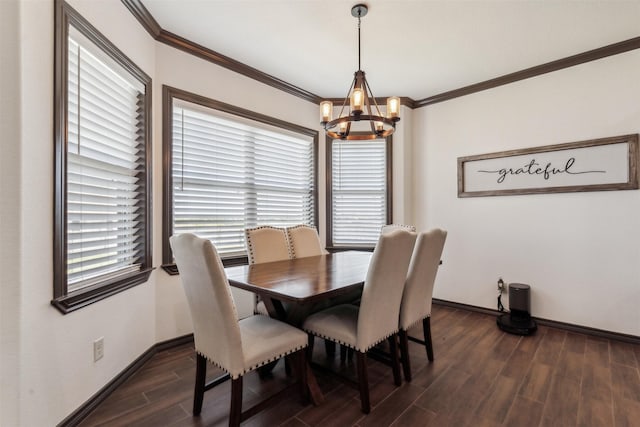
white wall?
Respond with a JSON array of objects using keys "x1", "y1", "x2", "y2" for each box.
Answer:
[
  {"x1": 391, "y1": 105, "x2": 414, "y2": 225},
  {"x1": 1, "y1": 2, "x2": 22, "y2": 425},
  {"x1": 413, "y1": 50, "x2": 640, "y2": 336}
]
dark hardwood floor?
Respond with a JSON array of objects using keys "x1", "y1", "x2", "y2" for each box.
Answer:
[{"x1": 79, "y1": 306, "x2": 640, "y2": 426}]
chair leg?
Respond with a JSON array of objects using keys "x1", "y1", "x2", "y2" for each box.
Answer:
[
  {"x1": 307, "y1": 334, "x2": 315, "y2": 359},
  {"x1": 324, "y1": 339, "x2": 336, "y2": 357},
  {"x1": 339, "y1": 345, "x2": 355, "y2": 362},
  {"x1": 355, "y1": 351, "x2": 370, "y2": 414},
  {"x1": 285, "y1": 357, "x2": 292, "y2": 376},
  {"x1": 229, "y1": 377, "x2": 243, "y2": 427},
  {"x1": 399, "y1": 329, "x2": 412, "y2": 382},
  {"x1": 296, "y1": 349, "x2": 309, "y2": 403},
  {"x1": 423, "y1": 317, "x2": 434, "y2": 362},
  {"x1": 340, "y1": 345, "x2": 347, "y2": 362},
  {"x1": 388, "y1": 334, "x2": 402, "y2": 386},
  {"x1": 193, "y1": 353, "x2": 207, "y2": 415}
]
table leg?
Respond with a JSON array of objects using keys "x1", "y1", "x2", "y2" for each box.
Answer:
[
  {"x1": 260, "y1": 294, "x2": 325, "y2": 405},
  {"x1": 306, "y1": 362, "x2": 325, "y2": 405}
]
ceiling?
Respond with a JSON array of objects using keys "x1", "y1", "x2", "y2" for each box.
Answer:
[{"x1": 141, "y1": 0, "x2": 640, "y2": 101}]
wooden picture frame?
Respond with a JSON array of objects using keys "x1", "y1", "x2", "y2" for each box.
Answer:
[{"x1": 457, "y1": 134, "x2": 639, "y2": 197}]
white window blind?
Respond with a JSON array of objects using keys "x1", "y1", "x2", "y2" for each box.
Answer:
[
  {"x1": 66, "y1": 30, "x2": 146, "y2": 292},
  {"x1": 331, "y1": 140, "x2": 387, "y2": 246},
  {"x1": 171, "y1": 100, "x2": 315, "y2": 257}
]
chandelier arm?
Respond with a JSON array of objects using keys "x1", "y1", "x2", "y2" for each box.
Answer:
[
  {"x1": 324, "y1": 115, "x2": 396, "y2": 130},
  {"x1": 363, "y1": 77, "x2": 383, "y2": 117},
  {"x1": 326, "y1": 129, "x2": 393, "y2": 141},
  {"x1": 336, "y1": 74, "x2": 357, "y2": 120},
  {"x1": 369, "y1": 119, "x2": 377, "y2": 135},
  {"x1": 358, "y1": 73, "x2": 371, "y2": 116}
]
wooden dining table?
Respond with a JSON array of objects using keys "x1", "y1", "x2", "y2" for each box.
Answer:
[{"x1": 225, "y1": 250, "x2": 373, "y2": 404}]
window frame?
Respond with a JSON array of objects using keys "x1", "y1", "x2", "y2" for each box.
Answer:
[
  {"x1": 325, "y1": 134, "x2": 393, "y2": 250},
  {"x1": 162, "y1": 85, "x2": 319, "y2": 273},
  {"x1": 52, "y1": 0, "x2": 153, "y2": 314}
]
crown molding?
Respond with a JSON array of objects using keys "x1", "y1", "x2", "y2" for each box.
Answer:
[
  {"x1": 415, "y1": 36, "x2": 640, "y2": 107},
  {"x1": 122, "y1": 0, "x2": 640, "y2": 110},
  {"x1": 121, "y1": 0, "x2": 321, "y2": 104},
  {"x1": 121, "y1": 0, "x2": 161, "y2": 37}
]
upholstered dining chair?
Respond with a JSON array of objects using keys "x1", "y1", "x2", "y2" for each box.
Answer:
[
  {"x1": 170, "y1": 233, "x2": 308, "y2": 427},
  {"x1": 302, "y1": 229, "x2": 417, "y2": 413},
  {"x1": 245, "y1": 226, "x2": 292, "y2": 315},
  {"x1": 245, "y1": 225, "x2": 291, "y2": 264},
  {"x1": 286, "y1": 224, "x2": 327, "y2": 258},
  {"x1": 381, "y1": 223, "x2": 416, "y2": 234},
  {"x1": 398, "y1": 228, "x2": 447, "y2": 381}
]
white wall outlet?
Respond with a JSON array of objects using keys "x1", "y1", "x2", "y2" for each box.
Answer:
[{"x1": 94, "y1": 337, "x2": 104, "y2": 362}]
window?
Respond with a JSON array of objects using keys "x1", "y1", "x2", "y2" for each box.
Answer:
[
  {"x1": 162, "y1": 86, "x2": 318, "y2": 270},
  {"x1": 327, "y1": 136, "x2": 392, "y2": 248},
  {"x1": 53, "y1": 1, "x2": 152, "y2": 313}
]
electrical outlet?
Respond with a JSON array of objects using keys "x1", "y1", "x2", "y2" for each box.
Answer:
[
  {"x1": 497, "y1": 278, "x2": 505, "y2": 292},
  {"x1": 94, "y1": 337, "x2": 104, "y2": 362}
]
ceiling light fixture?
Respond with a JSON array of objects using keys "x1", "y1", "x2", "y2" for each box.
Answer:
[{"x1": 320, "y1": 4, "x2": 400, "y2": 141}]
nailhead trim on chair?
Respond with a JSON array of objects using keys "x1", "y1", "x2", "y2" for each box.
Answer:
[
  {"x1": 381, "y1": 224, "x2": 416, "y2": 233},
  {"x1": 304, "y1": 328, "x2": 399, "y2": 353},
  {"x1": 244, "y1": 225, "x2": 292, "y2": 264},
  {"x1": 403, "y1": 314, "x2": 431, "y2": 331},
  {"x1": 285, "y1": 224, "x2": 318, "y2": 259},
  {"x1": 196, "y1": 343, "x2": 307, "y2": 380}
]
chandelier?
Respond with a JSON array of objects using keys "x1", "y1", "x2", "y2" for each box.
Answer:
[{"x1": 320, "y1": 4, "x2": 400, "y2": 141}]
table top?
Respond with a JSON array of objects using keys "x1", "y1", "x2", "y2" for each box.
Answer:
[{"x1": 225, "y1": 250, "x2": 372, "y2": 304}]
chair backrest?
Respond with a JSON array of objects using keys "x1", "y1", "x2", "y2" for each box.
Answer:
[
  {"x1": 245, "y1": 226, "x2": 291, "y2": 264},
  {"x1": 356, "y1": 229, "x2": 417, "y2": 351},
  {"x1": 286, "y1": 225, "x2": 327, "y2": 258},
  {"x1": 381, "y1": 224, "x2": 416, "y2": 235},
  {"x1": 399, "y1": 229, "x2": 447, "y2": 330},
  {"x1": 170, "y1": 233, "x2": 244, "y2": 375}
]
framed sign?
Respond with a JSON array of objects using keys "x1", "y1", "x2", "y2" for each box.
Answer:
[{"x1": 458, "y1": 134, "x2": 639, "y2": 197}]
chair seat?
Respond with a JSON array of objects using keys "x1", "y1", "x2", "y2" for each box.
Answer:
[
  {"x1": 303, "y1": 304, "x2": 359, "y2": 350},
  {"x1": 238, "y1": 316, "x2": 308, "y2": 377}
]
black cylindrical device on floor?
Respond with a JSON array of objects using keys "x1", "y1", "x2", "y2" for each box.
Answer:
[{"x1": 497, "y1": 283, "x2": 537, "y2": 335}]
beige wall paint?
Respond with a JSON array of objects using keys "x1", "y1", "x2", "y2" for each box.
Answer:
[
  {"x1": 1, "y1": 2, "x2": 22, "y2": 425},
  {"x1": 413, "y1": 51, "x2": 640, "y2": 336}
]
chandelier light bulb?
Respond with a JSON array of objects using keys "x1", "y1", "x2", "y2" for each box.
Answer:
[
  {"x1": 351, "y1": 88, "x2": 364, "y2": 114},
  {"x1": 387, "y1": 97, "x2": 401, "y2": 120},
  {"x1": 320, "y1": 101, "x2": 333, "y2": 123}
]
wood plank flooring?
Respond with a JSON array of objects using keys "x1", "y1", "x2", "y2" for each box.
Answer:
[{"x1": 78, "y1": 306, "x2": 640, "y2": 426}]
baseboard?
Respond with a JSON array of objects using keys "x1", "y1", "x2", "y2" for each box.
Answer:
[
  {"x1": 57, "y1": 334, "x2": 194, "y2": 427},
  {"x1": 433, "y1": 298, "x2": 640, "y2": 345}
]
